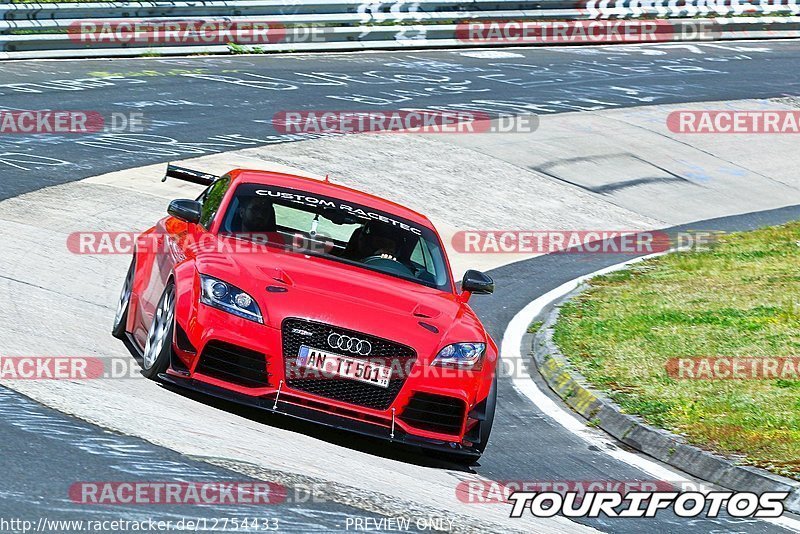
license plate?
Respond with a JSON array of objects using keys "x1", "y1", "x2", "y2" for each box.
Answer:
[{"x1": 296, "y1": 345, "x2": 391, "y2": 388}]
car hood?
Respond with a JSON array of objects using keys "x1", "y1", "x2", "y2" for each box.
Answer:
[{"x1": 194, "y1": 239, "x2": 487, "y2": 361}]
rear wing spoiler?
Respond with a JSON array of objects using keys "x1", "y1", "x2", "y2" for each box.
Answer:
[{"x1": 163, "y1": 164, "x2": 219, "y2": 187}]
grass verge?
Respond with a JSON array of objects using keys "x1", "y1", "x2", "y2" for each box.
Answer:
[{"x1": 552, "y1": 222, "x2": 800, "y2": 478}]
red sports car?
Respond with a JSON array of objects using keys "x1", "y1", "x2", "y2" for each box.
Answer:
[{"x1": 113, "y1": 165, "x2": 498, "y2": 461}]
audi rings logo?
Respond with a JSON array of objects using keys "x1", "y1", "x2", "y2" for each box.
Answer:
[{"x1": 327, "y1": 332, "x2": 372, "y2": 356}]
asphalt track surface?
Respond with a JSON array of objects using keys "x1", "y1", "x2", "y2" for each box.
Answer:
[
  {"x1": 2, "y1": 41, "x2": 800, "y2": 533},
  {"x1": 2, "y1": 40, "x2": 800, "y2": 201},
  {"x1": 0, "y1": 387, "x2": 403, "y2": 532}
]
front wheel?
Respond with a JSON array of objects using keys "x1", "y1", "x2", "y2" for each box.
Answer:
[
  {"x1": 141, "y1": 282, "x2": 175, "y2": 380},
  {"x1": 112, "y1": 258, "x2": 135, "y2": 340}
]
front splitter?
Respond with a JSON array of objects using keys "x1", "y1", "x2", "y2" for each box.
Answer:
[{"x1": 157, "y1": 372, "x2": 482, "y2": 462}]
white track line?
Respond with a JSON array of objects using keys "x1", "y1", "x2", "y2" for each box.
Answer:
[{"x1": 500, "y1": 253, "x2": 800, "y2": 532}]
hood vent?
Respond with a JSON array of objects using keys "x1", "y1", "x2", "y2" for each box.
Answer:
[
  {"x1": 412, "y1": 304, "x2": 440, "y2": 319},
  {"x1": 260, "y1": 267, "x2": 293, "y2": 286},
  {"x1": 418, "y1": 322, "x2": 439, "y2": 334}
]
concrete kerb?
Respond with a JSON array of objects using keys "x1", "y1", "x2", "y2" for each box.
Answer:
[{"x1": 528, "y1": 286, "x2": 800, "y2": 514}]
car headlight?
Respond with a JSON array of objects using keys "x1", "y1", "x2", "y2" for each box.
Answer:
[
  {"x1": 432, "y1": 342, "x2": 486, "y2": 370},
  {"x1": 200, "y1": 274, "x2": 263, "y2": 323}
]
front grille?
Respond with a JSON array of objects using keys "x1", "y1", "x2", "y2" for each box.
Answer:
[
  {"x1": 282, "y1": 318, "x2": 416, "y2": 410},
  {"x1": 400, "y1": 392, "x2": 466, "y2": 435},
  {"x1": 195, "y1": 341, "x2": 270, "y2": 388}
]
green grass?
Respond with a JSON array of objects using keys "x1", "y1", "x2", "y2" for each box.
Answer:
[
  {"x1": 553, "y1": 222, "x2": 800, "y2": 478},
  {"x1": 527, "y1": 320, "x2": 543, "y2": 334}
]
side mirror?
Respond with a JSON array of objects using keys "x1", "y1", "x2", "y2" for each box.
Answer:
[
  {"x1": 168, "y1": 199, "x2": 202, "y2": 224},
  {"x1": 461, "y1": 269, "x2": 494, "y2": 297}
]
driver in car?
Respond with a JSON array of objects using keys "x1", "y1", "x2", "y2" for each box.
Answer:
[
  {"x1": 226, "y1": 196, "x2": 284, "y2": 248},
  {"x1": 237, "y1": 196, "x2": 277, "y2": 234},
  {"x1": 352, "y1": 222, "x2": 402, "y2": 262}
]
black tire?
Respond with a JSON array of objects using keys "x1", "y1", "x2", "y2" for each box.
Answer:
[
  {"x1": 141, "y1": 282, "x2": 175, "y2": 380},
  {"x1": 112, "y1": 258, "x2": 135, "y2": 340}
]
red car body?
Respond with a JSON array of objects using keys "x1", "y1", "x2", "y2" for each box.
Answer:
[{"x1": 117, "y1": 167, "x2": 498, "y2": 460}]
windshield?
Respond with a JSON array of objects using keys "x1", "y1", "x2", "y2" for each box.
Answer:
[{"x1": 218, "y1": 183, "x2": 453, "y2": 291}]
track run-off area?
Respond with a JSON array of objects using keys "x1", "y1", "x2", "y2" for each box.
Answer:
[{"x1": 1, "y1": 40, "x2": 800, "y2": 533}]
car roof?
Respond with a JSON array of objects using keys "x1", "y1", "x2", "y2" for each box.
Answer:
[{"x1": 228, "y1": 169, "x2": 434, "y2": 228}]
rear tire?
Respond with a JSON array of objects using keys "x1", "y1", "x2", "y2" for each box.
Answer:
[
  {"x1": 112, "y1": 258, "x2": 135, "y2": 340},
  {"x1": 141, "y1": 282, "x2": 175, "y2": 380}
]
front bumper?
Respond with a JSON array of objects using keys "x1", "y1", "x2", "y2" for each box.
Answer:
[
  {"x1": 167, "y1": 304, "x2": 494, "y2": 457},
  {"x1": 158, "y1": 371, "x2": 483, "y2": 460}
]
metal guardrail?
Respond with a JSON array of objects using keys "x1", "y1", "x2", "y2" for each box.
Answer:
[{"x1": 0, "y1": 0, "x2": 799, "y2": 59}]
